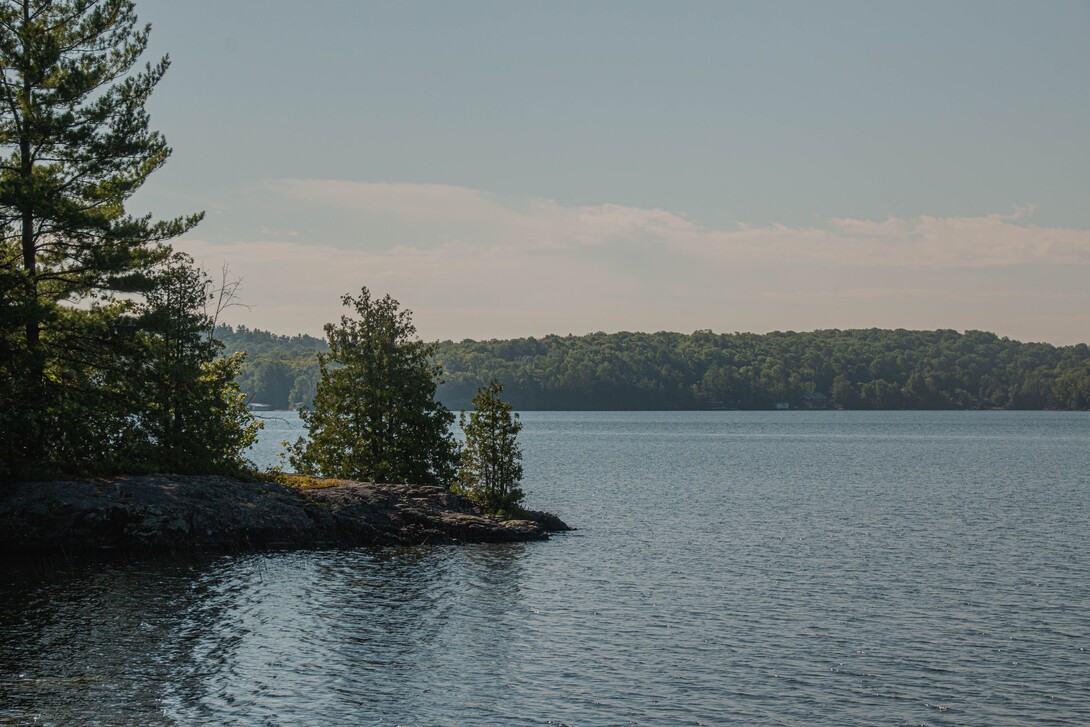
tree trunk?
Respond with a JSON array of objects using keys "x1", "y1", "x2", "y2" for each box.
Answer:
[
  {"x1": 16, "y1": 0, "x2": 43, "y2": 463},
  {"x1": 19, "y1": 0, "x2": 39, "y2": 365}
]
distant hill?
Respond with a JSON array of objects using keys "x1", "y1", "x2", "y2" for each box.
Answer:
[
  {"x1": 217, "y1": 326, "x2": 1090, "y2": 411},
  {"x1": 215, "y1": 325, "x2": 326, "y2": 410},
  {"x1": 433, "y1": 329, "x2": 1090, "y2": 411}
]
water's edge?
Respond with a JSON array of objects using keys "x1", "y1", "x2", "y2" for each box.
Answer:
[{"x1": 0, "y1": 475, "x2": 569, "y2": 555}]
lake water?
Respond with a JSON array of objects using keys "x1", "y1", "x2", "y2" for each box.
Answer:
[{"x1": 2, "y1": 411, "x2": 1089, "y2": 725}]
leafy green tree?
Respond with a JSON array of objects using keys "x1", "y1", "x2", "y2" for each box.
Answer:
[
  {"x1": 288, "y1": 287, "x2": 459, "y2": 486},
  {"x1": 0, "y1": 0, "x2": 201, "y2": 474},
  {"x1": 455, "y1": 380, "x2": 525, "y2": 516},
  {"x1": 127, "y1": 254, "x2": 260, "y2": 474}
]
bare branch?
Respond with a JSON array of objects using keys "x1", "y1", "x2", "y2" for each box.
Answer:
[{"x1": 206, "y1": 261, "x2": 250, "y2": 342}]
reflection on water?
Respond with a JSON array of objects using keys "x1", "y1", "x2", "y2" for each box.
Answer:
[
  {"x1": 3, "y1": 411, "x2": 1090, "y2": 725},
  {"x1": 0, "y1": 556, "x2": 208, "y2": 725},
  {"x1": 1, "y1": 546, "x2": 532, "y2": 726}
]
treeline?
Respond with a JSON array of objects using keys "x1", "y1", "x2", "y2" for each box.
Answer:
[
  {"x1": 216, "y1": 325, "x2": 325, "y2": 410},
  {"x1": 434, "y1": 329, "x2": 1090, "y2": 411},
  {"x1": 228, "y1": 327, "x2": 1090, "y2": 411}
]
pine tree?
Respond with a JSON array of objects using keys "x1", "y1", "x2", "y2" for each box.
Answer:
[
  {"x1": 0, "y1": 0, "x2": 201, "y2": 474},
  {"x1": 289, "y1": 288, "x2": 459, "y2": 487},
  {"x1": 456, "y1": 380, "x2": 525, "y2": 515}
]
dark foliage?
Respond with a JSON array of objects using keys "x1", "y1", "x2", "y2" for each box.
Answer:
[
  {"x1": 0, "y1": 1, "x2": 255, "y2": 477},
  {"x1": 433, "y1": 329, "x2": 1090, "y2": 411},
  {"x1": 224, "y1": 326, "x2": 1090, "y2": 411},
  {"x1": 215, "y1": 324, "x2": 325, "y2": 409},
  {"x1": 456, "y1": 380, "x2": 524, "y2": 516},
  {"x1": 288, "y1": 288, "x2": 459, "y2": 487}
]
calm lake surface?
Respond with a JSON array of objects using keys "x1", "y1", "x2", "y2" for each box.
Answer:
[{"x1": 3, "y1": 411, "x2": 1089, "y2": 725}]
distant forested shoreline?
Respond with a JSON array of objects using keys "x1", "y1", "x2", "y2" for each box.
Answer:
[
  {"x1": 219, "y1": 326, "x2": 1090, "y2": 411},
  {"x1": 217, "y1": 325, "x2": 326, "y2": 410}
]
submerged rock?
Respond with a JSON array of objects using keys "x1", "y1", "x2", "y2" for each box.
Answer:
[{"x1": 0, "y1": 475, "x2": 571, "y2": 554}]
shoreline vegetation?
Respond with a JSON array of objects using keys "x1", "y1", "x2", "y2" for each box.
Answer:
[
  {"x1": 219, "y1": 326, "x2": 1090, "y2": 412},
  {"x1": 0, "y1": 5, "x2": 563, "y2": 556}
]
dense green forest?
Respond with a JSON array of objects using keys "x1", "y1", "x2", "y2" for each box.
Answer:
[
  {"x1": 225, "y1": 327, "x2": 1090, "y2": 411},
  {"x1": 216, "y1": 325, "x2": 326, "y2": 410}
]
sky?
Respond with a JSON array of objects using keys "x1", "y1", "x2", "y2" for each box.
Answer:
[{"x1": 129, "y1": 0, "x2": 1090, "y2": 344}]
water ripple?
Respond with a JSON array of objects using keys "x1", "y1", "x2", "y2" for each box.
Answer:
[{"x1": 2, "y1": 411, "x2": 1089, "y2": 725}]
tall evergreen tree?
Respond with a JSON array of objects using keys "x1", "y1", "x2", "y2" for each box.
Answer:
[
  {"x1": 0, "y1": 0, "x2": 201, "y2": 474},
  {"x1": 289, "y1": 288, "x2": 459, "y2": 487},
  {"x1": 456, "y1": 380, "x2": 525, "y2": 516}
]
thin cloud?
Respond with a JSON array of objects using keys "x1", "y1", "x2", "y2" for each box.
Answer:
[
  {"x1": 174, "y1": 180, "x2": 1090, "y2": 343},
  {"x1": 263, "y1": 179, "x2": 1090, "y2": 269},
  {"x1": 680, "y1": 213, "x2": 1090, "y2": 269}
]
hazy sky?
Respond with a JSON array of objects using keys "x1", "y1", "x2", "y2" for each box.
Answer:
[{"x1": 130, "y1": 1, "x2": 1090, "y2": 344}]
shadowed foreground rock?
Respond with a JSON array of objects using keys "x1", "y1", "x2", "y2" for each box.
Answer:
[{"x1": 0, "y1": 475, "x2": 571, "y2": 554}]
